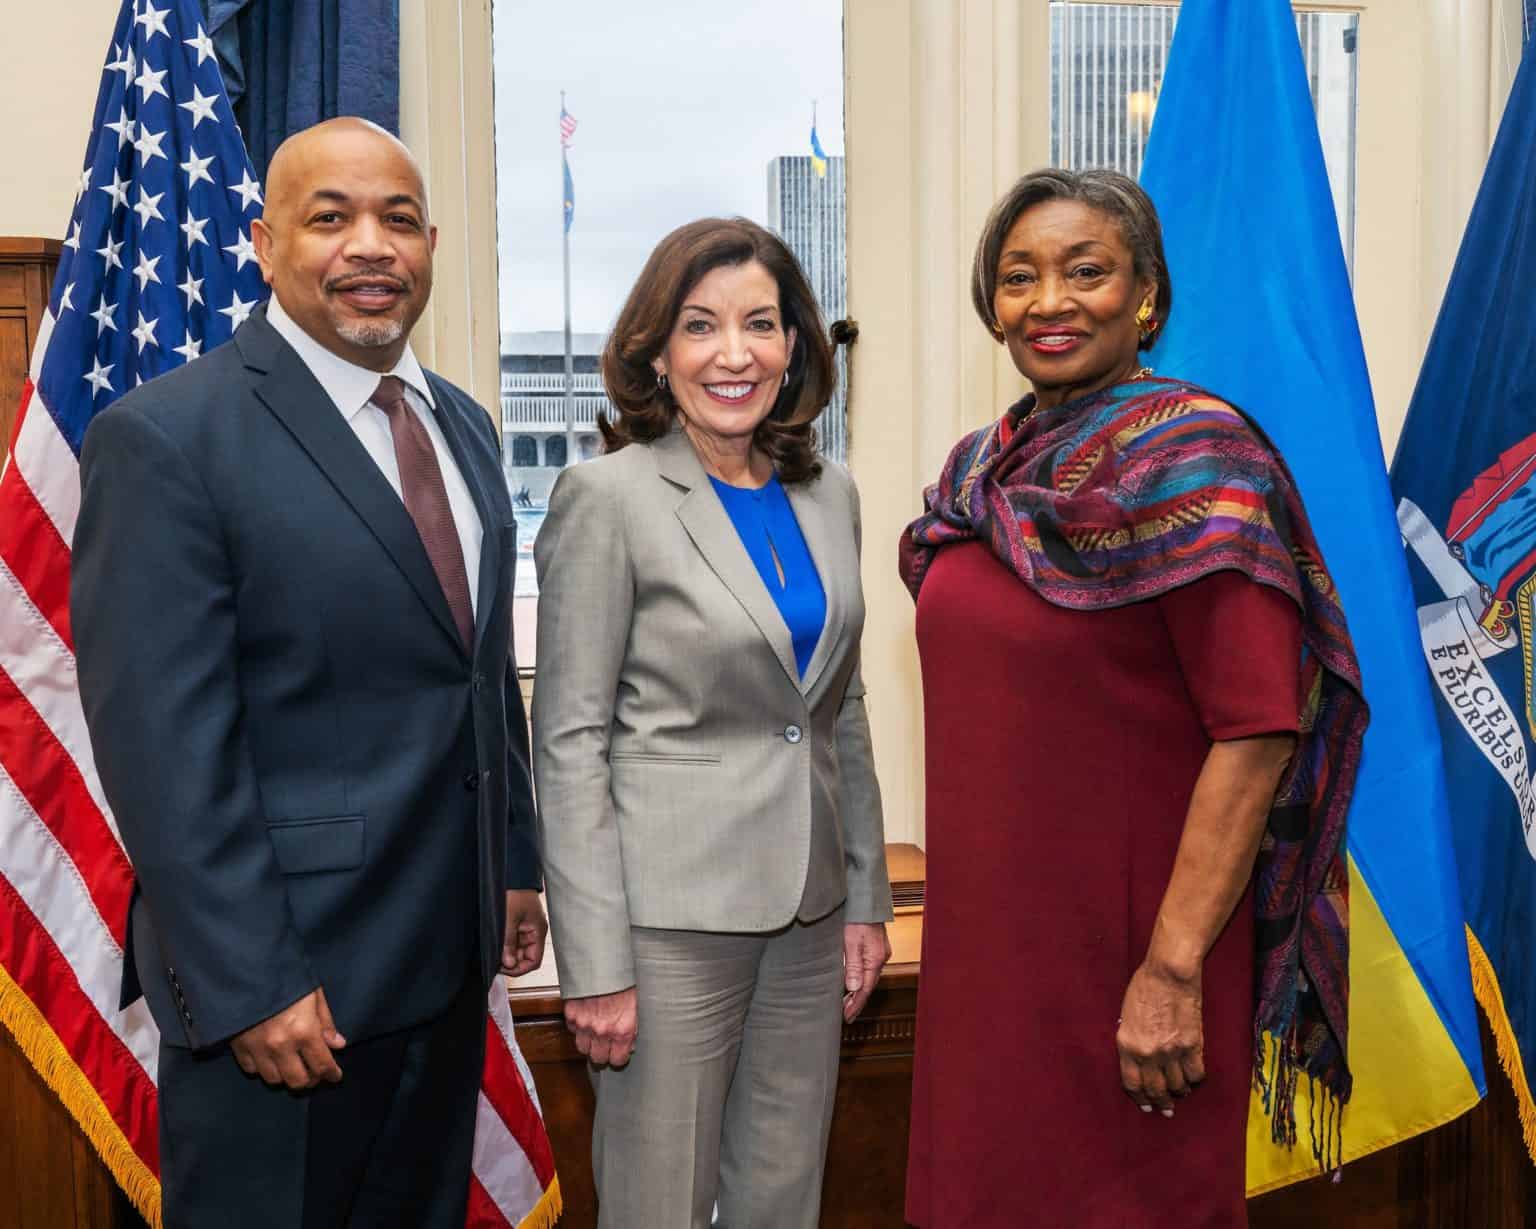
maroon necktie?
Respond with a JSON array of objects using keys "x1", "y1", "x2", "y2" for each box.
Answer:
[{"x1": 371, "y1": 376, "x2": 475, "y2": 650}]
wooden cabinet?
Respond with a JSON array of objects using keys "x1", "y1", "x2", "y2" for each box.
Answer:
[
  {"x1": 0, "y1": 238, "x2": 60, "y2": 455},
  {"x1": 0, "y1": 1028, "x2": 143, "y2": 1229},
  {"x1": 511, "y1": 950, "x2": 921, "y2": 1228},
  {"x1": 2, "y1": 833, "x2": 1534, "y2": 1223},
  {"x1": 515, "y1": 988, "x2": 1536, "y2": 1229},
  {"x1": 511, "y1": 843, "x2": 1536, "y2": 1228},
  {"x1": 1251, "y1": 1019, "x2": 1536, "y2": 1228},
  {"x1": 5, "y1": 952, "x2": 1532, "y2": 1227}
]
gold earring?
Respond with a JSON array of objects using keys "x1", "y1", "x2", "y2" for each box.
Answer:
[
  {"x1": 989, "y1": 320, "x2": 1005, "y2": 341},
  {"x1": 1135, "y1": 301, "x2": 1153, "y2": 328}
]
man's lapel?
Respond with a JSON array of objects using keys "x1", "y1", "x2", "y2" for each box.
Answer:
[{"x1": 236, "y1": 306, "x2": 466, "y2": 656}]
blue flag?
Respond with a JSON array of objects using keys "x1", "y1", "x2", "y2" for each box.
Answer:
[
  {"x1": 1389, "y1": 36, "x2": 1536, "y2": 1165},
  {"x1": 1141, "y1": 0, "x2": 1484, "y2": 1191},
  {"x1": 563, "y1": 154, "x2": 575, "y2": 234}
]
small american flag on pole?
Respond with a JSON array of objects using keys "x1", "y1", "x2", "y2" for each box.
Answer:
[
  {"x1": 559, "y1": 104, "x2": 578, "y2": 149},
  {"x1": 0, "y1": 2, "x2": 560, "y2": 1226}
]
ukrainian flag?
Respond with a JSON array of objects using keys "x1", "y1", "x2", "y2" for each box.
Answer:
[
  {"x1": 810, "y1": 124, "x2": 828, "y2": 179},
  {"x1": 1140, "y1": 0, "x2": 1485, "y2": 1191}
]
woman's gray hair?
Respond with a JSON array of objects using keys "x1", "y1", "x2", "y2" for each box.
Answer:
[{"x1": 970, "y1": 167, "x2": 1173, "y2": 351}]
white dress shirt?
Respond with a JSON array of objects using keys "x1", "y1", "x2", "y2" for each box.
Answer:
[{"x1": 266, "y1": 296, "x2": 483, "y2": 616}]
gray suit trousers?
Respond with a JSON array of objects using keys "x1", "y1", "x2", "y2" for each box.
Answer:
[{"x1": 591, "y1": 909, "x2": 845, "y2": 1228}]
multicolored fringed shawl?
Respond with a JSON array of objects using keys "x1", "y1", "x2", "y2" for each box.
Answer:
[{"x1": 899, "y1": 375, "x2": 1368, "y2": 1167}]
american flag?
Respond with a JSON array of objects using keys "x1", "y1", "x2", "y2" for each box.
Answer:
[
  {"x1": 559, "y1": 105, "x2": 578, "y2": 149},
  {"x1": 0, "y1": 3, "x2": 560, "y2": 1226}
]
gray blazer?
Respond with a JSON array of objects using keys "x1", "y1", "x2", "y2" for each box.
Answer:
[{"x1": 532, "y1": 427, "x2": 893, "y2": 998}]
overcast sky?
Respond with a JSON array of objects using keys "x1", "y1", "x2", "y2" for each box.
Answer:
[{"x1": 491, "y1": 1, "x2": 845, "y2": 336}]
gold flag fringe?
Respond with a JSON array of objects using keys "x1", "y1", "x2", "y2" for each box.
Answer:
[
  {"x1": 1, "y1": 961, "x2": 565, "y2": 1229},
  {"x1": 0, "y1": 964, "x2": 162, "y2": 1227},
  {"x1": 1466, "y1": 925, "x2": 1536, "y2": 1164},
  {"x1": 517, "y1": 1175, "x2": 563, "y2": 1228}
]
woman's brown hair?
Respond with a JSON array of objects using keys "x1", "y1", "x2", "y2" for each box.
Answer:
[{"x1": 599, "y1": 217, "x2": 835, "y2": 484}]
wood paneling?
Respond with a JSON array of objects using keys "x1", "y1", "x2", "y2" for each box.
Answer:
[
  {"x1": 1251, "y1": 1019, "x2": 1536, "y2": 1229},
  {"x1": 3, "y1": 850, "x2": 1534, "y2": 1227},
  {"x1": 513, "y1": 944, "x2": 1536, "y2": 1229},
  {"x1": 510, "y1": 971, "x2": 920, "y2": 1229},
  {"x1": 0, "y1": 1027, "x2": 144, "y2": 1229},
  {"x1": 0, "y1": 237, "x2": 60, "y2": 455},
  {"x1": 1, "y1": 951, "x2": 1533, "y2": 1227},
  {"x1": 818, "y1": 981, "x2": 918, "y2": 1228}
]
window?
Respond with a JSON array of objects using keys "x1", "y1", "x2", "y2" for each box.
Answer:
[
  {"x1": 1049, "y1": 3, "x2": 1359, "y2": 272},
  {"x1": 491, "y1": 1, "x2": 847, "y2": 667},
  {"x1": 511, "y1": 435, "x2": 539, "y2": 467}
]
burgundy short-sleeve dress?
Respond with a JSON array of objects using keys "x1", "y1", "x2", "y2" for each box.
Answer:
[{"x1": 905, "y1": 541, "x2": 1302, "y2": 1229}]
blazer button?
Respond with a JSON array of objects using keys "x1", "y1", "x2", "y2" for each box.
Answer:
[
  {"x1": 784, "y1": 724, "x2": 804, "y2": 744},
  {"x1": 471, "y1": 673, "x2": 485, "y2": 694},
  {"x1": 463, "y1": 770, "x2": 480, "y2": 792}
]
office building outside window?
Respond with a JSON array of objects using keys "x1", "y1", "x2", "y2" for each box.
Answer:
[
  {"x1": 767, "y1": 154, "x2": 848, "y2": 464},
  {"x1": 1050, "y1": 2, "x2": 1360, "y2": 273}
]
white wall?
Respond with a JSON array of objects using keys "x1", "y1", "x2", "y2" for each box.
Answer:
[
  {"x1": 0, "y1": 1, "x2": 497, "y2": 403},
  {"x1": 0, "y1": 2, "x2": 123, "y2": 240}
]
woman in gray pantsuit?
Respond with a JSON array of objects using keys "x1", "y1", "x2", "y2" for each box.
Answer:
[{"x1": 532, "y1": 217, "x2": 894, "y2": 1228}]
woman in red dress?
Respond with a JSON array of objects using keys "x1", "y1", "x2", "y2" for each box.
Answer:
[{"x1": 900, "y1": 169, "x2": 1368, "y2": 1229}]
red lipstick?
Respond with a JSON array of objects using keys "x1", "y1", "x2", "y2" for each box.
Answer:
[{"x1": 1024, "y1": 326, "x2": 1087, "y2": 355}]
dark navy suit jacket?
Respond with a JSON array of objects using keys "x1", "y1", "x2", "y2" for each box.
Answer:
[{"x1": 71, "y1": 305, "x2": 540, "y2": 1051}]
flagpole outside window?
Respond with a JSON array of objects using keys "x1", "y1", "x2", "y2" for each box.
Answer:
[{"x1": 560, "y1": 92, "x2": 577, "y2": 471}]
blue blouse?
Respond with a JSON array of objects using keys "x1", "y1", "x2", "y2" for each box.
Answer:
[{"x1": 709, "y1": 474, "x2": 827, "y2": 678}]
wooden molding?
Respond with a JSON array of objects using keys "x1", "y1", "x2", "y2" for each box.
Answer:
[
  {"x1": 0, "y1": 237, "x2": 61, "y2": 455},
  {"x1": 0, "y1": 238, "x2": 64, "y2": 261}
]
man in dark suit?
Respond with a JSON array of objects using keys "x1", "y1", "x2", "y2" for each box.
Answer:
[{"x1": 70, "y1": 117, "x2": 546, "y2": 1228}]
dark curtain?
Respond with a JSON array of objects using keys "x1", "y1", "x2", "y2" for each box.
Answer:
[{"x1": 202, "y1": 0, "x2": 399, "y2": 184}]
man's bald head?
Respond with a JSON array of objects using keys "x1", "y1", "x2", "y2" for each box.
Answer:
[
  {"x1": 251, "y1": 117, "x2": 437, "y2": 372},
  {"x1": 264, "y1": 118, "x2": 429, "y2": 224}
]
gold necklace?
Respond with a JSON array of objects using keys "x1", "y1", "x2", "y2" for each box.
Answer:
[{"x1": 1026, "y1": 366, "x2": 1157, "y2": 419}]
